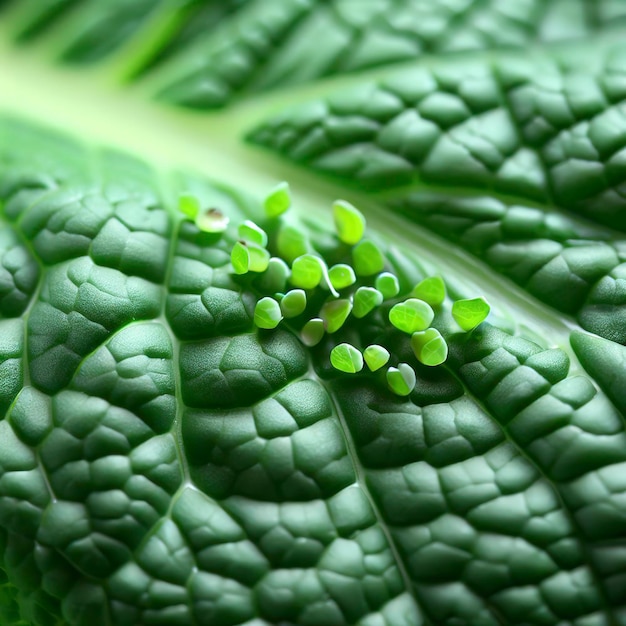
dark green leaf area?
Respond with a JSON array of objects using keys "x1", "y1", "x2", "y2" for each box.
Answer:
[
  {"x1": 153, "y1": 0, "x2": 612, "y2": 110},
  {"x1": 182, "y1": 374, "x2": 418, "y2": 625},
  {"x1": 334, "y1": 380, "x2": 608, "y2": 625},
  {"x1": 183, "y1": 379, "x2": 354, "y2": 500},
  {"x1": 60, "y1": 0, "x2": 162, "y2": 64},
  {"x1": 571, "y1": 331, "x2": 626, "y2": 415},
  {"x1": 0, "y1": 318, "x2": 23, "y2": 416},
  {"x1": 0, "y1": 564, "x2": 30, "y2": 626},
  {"x1": 448, "y1": 326, "x2": 626, "y2": 603},
  {"x1": 251, "y1": 44, "x2": 626, "y2": 230},
  {"x1": 70, "y1": 322, "x2": 177, "y2": 434},
  {"x1": 41, "y1": 390, "x2": 179, "y2": 503},
  {"x1": 107, "y1": 486, "x2": 266, "y2": 626},
  {"x1": 28, "y1": 257, "x2": 162, "y2": 393},
  {"x1": 166, "y1": 221, "x2": 255, "y2": 339},
  {"x1": 180, "y1": 330, "x2": 308, "y2": 408},
  {"x1": 1, "y1": 148, "x2": 172, "y2": 284},
  {"x1": 0, "y1": 222, "x2": 40, "y2": 317},
  {"x1": 395, "y1": 194, "x2": 626, "y2": 344},
  {"x1": 1, "y1": 385, "x2": 184, "y2": 622}
]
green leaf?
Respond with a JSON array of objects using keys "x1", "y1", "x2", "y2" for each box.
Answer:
[
  {"x1": 254, "y1": 257, "x2": 290, "y2": 293},
  {"x1": 276, "y1": 225, "x2": 309, "y2": 263},
  {"x1": 290, "y1": 254, "x2": 324, "y2": 289},
  {"x1": 352, "y1": 286, "x2": 384, "y2": 318},
  {"x1": 363, "y1": 344, "x2": 390, "y2": 371},
  {"x1": 452, "y1": 297, "x2": 491, "y2": 331},
  {"x1": 280, "y1": 289, "x2": 307, "y2": 318},
  {"x1": 196, "y1": 207, "x2": 230, "y2": 233},
  {"x1": 230, "y1": 241, "x2": 250, "y2": 274},
  {"x1": 389, "y1": 298, "x2": 434, "y2": 334},
  {"x1": 386, "y1": 362, "x2": 416, "y2": 396},
  {"x1": 328, "y1": 263, "x2": 356, "y2": 290},
  {"x1": 332, "y1": 200, "x2": 365, "y2": 245},
  {"x1": 254, "y1": 296, "x2": 283, "y2": 329},
  {"x1": 330, "y1": 343, "x2": 363, "y2": 373},
  {"x1": 411, "y1": 328, "x2": 448, "y2": 366},
  {"x1": 264, "y1": 181, "x2": 291, "y2": 218},
  {"x1": 300, "y1": 317, "x2": 324, "y2": 347},
  {"x1": 411, "y1": 276, "x2": 446, "y2": 306},
  {"x1": 375, "y1": 272, "x2": 399, "y2": 299},
  {"x1": 352, "y1": 240, "x2": 385, "y2": 276},
  {"x1": 178, "y1": 193, "x2": 200, "y2": 219},
  {"x1": 319, "y1": 298, "x2": 352, "y2": 334},
  {"x1": 238, "y1": 220, "x2": 268, "y2": 247},
  {"x1": 2, "y1": 4, "x2": 626, "y2": 625}
]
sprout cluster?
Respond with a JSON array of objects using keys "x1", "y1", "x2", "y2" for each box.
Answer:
[{"x1": 178, "y1": 184, "x2": 490, "y2": 397}]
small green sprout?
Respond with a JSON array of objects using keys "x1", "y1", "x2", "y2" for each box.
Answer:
[
  {"x1": 280, "y1": 289, "x2": 307, "y2": 318},
  {"x1": 178, "y1": 193, "x2": 200, "y2": 219},
  {"x1": 352, "y1": 240, "x2": 385, "y2": 276},
  {"x1": 328, "y1": 264, "x2": 356, "y2": 290},
  {"x1": 330, "y1": 343, "x2": 364, "y2": 373},
  {"x1": 363, "y1": 345, "x2": 390, "y2": 371},
  {"x1": 375, "y1": 272, "x2": 400, "y2": 299},
  {"x1": 301, "y1": 318, "x2": 325, "y2": 346},
  {"x1": 411, "y1": 328, "x2": 448, "y2": 366},
  {"x1": 254, "y1": 297, "x2": 283, "y2": 329},
  {"x1": 264, "y1": 181, "x2": 291, "y2": 218},
  {"x1": 231, "y1": 241, "x2": 250, "y2": 274},
  {"x1": 247, "y1": 245, "x2": 270, "y2": 273},
  {"x1": 320, "y1": 298, "x2": 352, "y2": 334},
  {"x1": 389, "y1": 298, "x2": 434, "y2": 334},
  {"x1": 352, "y1": 287, "x2": 383, "y2": 318},
  {"x1": 386, "y1": 363, "x2": 416, "y2": 396},
  {"x1": 196, "y1": 207, "x2": 230, "y2": 233},
  {"x1": 231, "y1": 241, "x2": 270, "y2": 274},
  {"x1": 238, "y1": 220, "x2": 268, "y2": 247},
  {"x1": 277, "y1": 226, "x2": 309, "y2": 263},
  {"x1": 412, "y1": 276, "x2": 446, "y2": 306},
  {"x1": 255, "y1": 257, "x2": 290, "y2": 293},
  {"x1": 333, "y1": 200, "x2": 366, "y2": 245},
  {"x1": 291, "y1": 254, "x2": 324, "y2": 289},
  {"x1": 452, "y1": 297, "x2": 490, "y2": 331}
]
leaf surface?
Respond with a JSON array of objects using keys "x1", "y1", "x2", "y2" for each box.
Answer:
[{"x1": 0, "y1": 3, "x2": 625, "y2": 626}]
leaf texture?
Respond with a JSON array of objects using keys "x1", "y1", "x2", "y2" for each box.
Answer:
[{"x1": 0, "y1": 2, "x2": 625, "y2": 625}]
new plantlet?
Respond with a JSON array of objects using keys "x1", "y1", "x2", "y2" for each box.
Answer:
[
  {"x1": 452, "y1": 297, "x2": 491, "y2": 331},
  {"x1": 389, "y1": 298, "x2": 434, "y2": 333},
  {"x1": 330, "y1": 343, "x2": 363, "y2": 373},
  {"x1": 386, "y1": 363, "x2": 416, "y2": 396},
  {"x1": 352, "y1": 287, "x2": 383, "y2": 318},
  {"x1": 352, "y1": 240, "x2": 385, "y2": 276},
  {"x1": 231, "y1": 240, "x2": 270, "y2": 274},
  {"x1": 411, "y1": 328, "x2": 448, "y2": 366},
  {"x1": 363, "y1": 345, "x2": 390, "y2": 371},
  {"x1": 196, "y1": 207, "x2": 230, "y2": 233},
  {"x1": 280, "y1": 289, "x2": 307, "y2": 318},
  {"x1": 320, "y1": 298, "x2": 352, "y2": 333},
  {"x1": 238, "y1": 220, "x2": 268, "y2": 247},
  {"x1": 178, "y1": 192, "x2": 200, "y2": 219},
  {"x1": 300, "y1": 318, "x2": 325, "y2": 346},
  {"x1": 333, "y1": 200, "x2": 366, "y2": 245},
  {"x1": 254, "y1": 297, "x2": 283, "y2": 329},
  {"x1": 277, "y1": 226, "x2": 309, "y2": 263},
  {"x1": 255, "y1": 257, "x2": 290, "y2": 293},
  {"x1": 264, "y1": 181, "x2": 291, "y2": 217},
  {"x1": 328, "y1": 264, "x2": 356, "y2": 290},
  {"x1": 375, "y1": 272, "x2": 399, "y2": 299},
  {"x1": 411, "y1": 276, "x2": 446, "y2": 306},
  {"x1": 290, "y1": 254, "x2": 324, "y2": 289}
]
